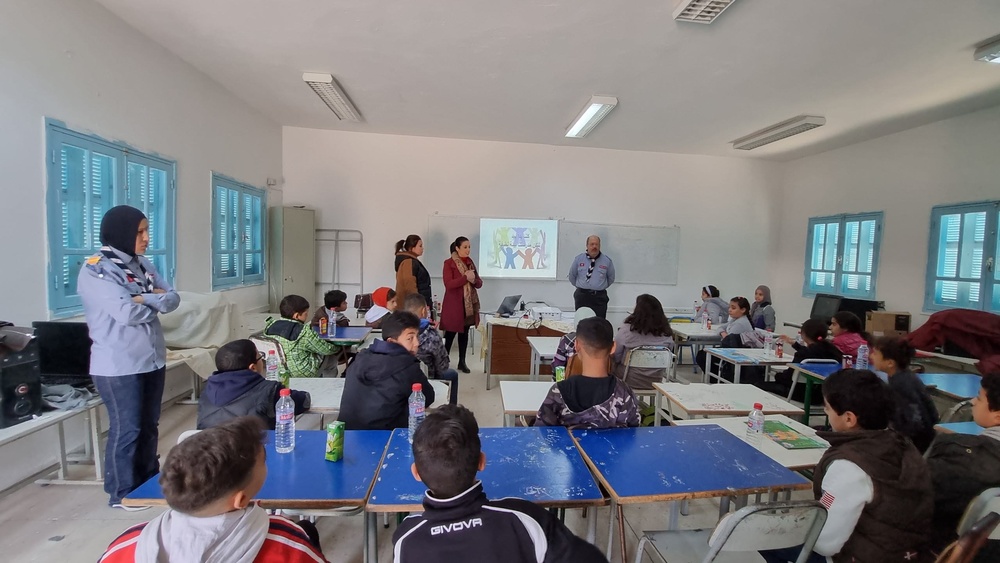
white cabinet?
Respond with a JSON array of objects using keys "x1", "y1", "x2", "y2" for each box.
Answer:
[{"x1": 268, "y1": 207, "x2": 316, "y2": 311}]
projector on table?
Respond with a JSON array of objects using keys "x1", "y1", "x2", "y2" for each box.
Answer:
[{"x1": 529, "y1": 307, "x2": 562, "y2": 322}]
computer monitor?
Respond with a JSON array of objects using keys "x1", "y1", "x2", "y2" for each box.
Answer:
[
  {"x1": 31, "y1": 321, "x2": 92, "y2": 385},
  {"x1": 809, "y1": 294, "x2": 842, "y2": 324},
  {"x1": 496, "y1": 295, "x2": 522, "y2": 317}
]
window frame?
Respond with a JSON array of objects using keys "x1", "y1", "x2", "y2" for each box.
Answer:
[
  {"x1": 923, "y1": 200, "x2": 1000, "y2": 313},
  {"x1": 211, "y1": 173, "x2": 267, "y2": 290},
  {"x1": 801, "y1": 211, "x2": 884, "y2": 300},
  {"x1": 45, "y1": 120, "x2": 176, "y2": 318}
]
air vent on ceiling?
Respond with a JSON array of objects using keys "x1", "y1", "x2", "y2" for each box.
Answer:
[
  {"x1": 731, "y1": 115, "x2": 826, "y2": 151},
  {"x1": 302, "y1": 73, "x2": 362, "y2": 122},
  {"x1": 673, "y1": 0, "x2": 737, "y2": 24}
]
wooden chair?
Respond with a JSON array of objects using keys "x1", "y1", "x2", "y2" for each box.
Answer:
[
  {"x1": 634, "y1": 500, "x2": 827, "y2": 563},
  {"x1": 936, "y1": 512, "x2": 1000, "y2": 563}
]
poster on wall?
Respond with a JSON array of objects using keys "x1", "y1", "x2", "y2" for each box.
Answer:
[{"x1": 477, "y1": 218, "x2": 559, "y2": 279}]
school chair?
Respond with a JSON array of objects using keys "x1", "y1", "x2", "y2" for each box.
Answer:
[
  {"x1": 176, "y1": 430, "x2": 200, "y2": 444},
  {"x1": 621, "y1": 346, "x2": 676, "y2": 425},
  {"x1": 936, "y1": 512, "x2": 1000, "y2": 563},
  {"x1": 956, "y1": 488, "x2": 1000, "y2": 540},
  {"x1": 634, "y1": 500, "x2": 827, "y2": 563}
]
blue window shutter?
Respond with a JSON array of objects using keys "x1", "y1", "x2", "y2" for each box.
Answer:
[
  {"x1": 924, "y1": 202, "x2": 999, "y2": 313},
  {"x1": 803, "y1": 212, "x2": 882, "y2": 300},
  {"x1": 212, "y1": 174, "x2": 267, "y2": 290}
]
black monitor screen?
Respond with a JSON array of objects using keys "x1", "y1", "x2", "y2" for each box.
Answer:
[
  {"x1": 497, "y1": 295, "x2": 522, "y2": 316},
  {"x1": 810, "y1": 294, "x2": 842, "y2": 323},
  {"x1": 31, "y1": 321, "x2": 91, "y2": 377}
]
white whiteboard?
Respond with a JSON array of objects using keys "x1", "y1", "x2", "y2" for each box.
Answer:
[
  {"x1": 558, "y1": 221, "x2": 679, "y2": 285},
  {"x1": 426, "y1": 215, "x2": 679, "y2": 285}
]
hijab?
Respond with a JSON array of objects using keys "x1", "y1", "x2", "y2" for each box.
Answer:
[
  {"x1": 100, "y1": 205, "x2": 146, "y2": 257},
  {"x1": 750, "y1": 284, "x2": 772, "y2": 314}
]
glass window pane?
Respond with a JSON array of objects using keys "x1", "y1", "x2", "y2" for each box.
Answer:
[
  {"x1": 936, "y1": 214, "x2": 960, "y2": 278},
  {"x1": 935, "y1": 280, "x2": 980, "y2": 307},
  {"x1": 811, "y1": 224, "x2": 826, "y2": 269},
  {"x1": 858, "y1": 220, "x2": 876, "y2": 274},
  {"x1": 843, "y1": 221, "x2": 859, "y2": 273},
  {"x1": 823, "y1": 222, "x2": 839, "y2": 271},
  {"x1": 959, "y1": 212, "x2": 986, "y2": 279}
]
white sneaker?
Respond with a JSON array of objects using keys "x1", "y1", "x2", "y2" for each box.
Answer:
[{"x1": 111, "y1": 503, "x2": 150, "y2": 512}]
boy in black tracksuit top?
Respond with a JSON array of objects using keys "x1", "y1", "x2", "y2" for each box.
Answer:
[
  {"x1": 338, "y1": 312, "x2": 435, "y2": 430},
  {"x1": 392, "y1": 405, "x2": 607, "y2": 563}
]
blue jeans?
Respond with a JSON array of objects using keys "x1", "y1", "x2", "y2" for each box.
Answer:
[
  {"x1": 760, "y1": 546, "x2": 827, "y2": 563},
  {"x1": 93, "y1": 367, "x2": 165, "y2": 504},
  {"x1": 434, "y1": 368, "x2": 459, "y2": 405}
]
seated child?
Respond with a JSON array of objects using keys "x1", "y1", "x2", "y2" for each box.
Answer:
[
  {"x1": 830, "y1": 311, "x2": 870, "y2": 363},
  {"x1": 694, "y1": 284, "x2": 728, "y2": 325},
  {"x1": 755, "y1": 318, "x2": 843, "y2": 403},
  {"x1": 197, "y1": 339, "x2": 311, "y2": 430},
  {"x1": 926, "y1": 373, "x2": 1000, "y2": 554},
  {"x1": 697, "y1": 296, "x2": 754, "y2": 375},
  {"x1": 311, "y1": 289, "x2": 351, "y2": 329},
  {"x1": 760, "y1": 369, "x2": 933, "y2": 563},
  {"x1": 612, "y1": 294, "x2": 674, "y2": 390},
  {"x1": 401, "y1": 293, "x2": 459, "y2": 405},
  {"x1": 535, "y1": 317, "x2": 639, "y2": 428},
  {"x1": 393, "y1": 404, "x2": 607, "y2": 562},
  {"x1": 99, "y1": 417, "x2": 328, "y2": 563},
  {"x1": 339, "y1": 311, "x2": 435, "y2": 430},
  {"x1": 871, "y1": 336, "x2": 939, "y2": 453},
  {"x1": 365, "y1": 286, "x2": 396, "y2": 329},
  {"x1": 264, "y1": 295, "x2": 340, "y2": 378},
  {"x1": 551, "y1": 307, "x2": 596, "y2": 378}
]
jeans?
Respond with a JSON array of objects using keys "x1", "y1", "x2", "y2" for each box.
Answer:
[
  {"x1": 433, "y1": 368, "x2": 460, "y2": 405},
  {"x1": 93, "y1": 367, "x2": 165, "y2": 504},
  {"x1": 759, "y1": 546, "x2": 827, "y2": 563}
]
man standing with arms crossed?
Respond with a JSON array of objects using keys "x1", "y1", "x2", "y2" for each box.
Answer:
[{"x1": 568, "y1": 235, "x2": 615, "y2": 318}]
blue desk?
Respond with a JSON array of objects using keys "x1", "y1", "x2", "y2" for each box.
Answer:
[
  {"x1": 935, "y1": 421, "x2": 984, "y2": 436},
  {"x1": 315, "y1": 325, "x2": 373, "y2": 345},
  {"x1": 704, "y1": 348, "x2": 793, "y2": 384},
  {"x1": 788, "y1": 363, "x2": 841, "y2": 423},
  {"x1": 572, "y1": 425, "x2": 811, "y2": 562},
  {"x1": 918, "y1": 373, "x2": 982, "y2": 401},
  {"x1": 124, "y1": 430, "x2": 391, "y2": 509}
]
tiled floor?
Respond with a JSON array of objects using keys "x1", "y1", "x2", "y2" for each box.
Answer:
[{"x1": 0, "y1": 356, "x2": 803, "y2": 562}]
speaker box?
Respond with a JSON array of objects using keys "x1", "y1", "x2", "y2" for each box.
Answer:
[{"x1": 0, "y1": 340, "x2": 43, "y2": 428}]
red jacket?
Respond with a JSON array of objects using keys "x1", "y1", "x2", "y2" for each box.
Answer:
[
  {"x1": 906, "y1": 309, "x2": 1000, "y2": 374},
  {"x1": 439, "y1": 257, "x2": 483, "y2": 333}
]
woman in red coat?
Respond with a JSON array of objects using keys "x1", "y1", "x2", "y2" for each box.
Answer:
[{"x1": 440, "y1": 236, "x2": 483, "y2": 373}]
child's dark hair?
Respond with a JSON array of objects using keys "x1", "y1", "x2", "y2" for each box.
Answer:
[
  {"x1": 703, "y1": 285, "x2": 720, "y2": 298},
  {"x1": 449, "y1": 236, "x2": 470, "y2": 254},
  {"x1": 412, "y1": 404, "x2": 481, "y2": 498},
  {"x1": 160, "y1": 416, "x2": 265, "y2": 513},
  {"x1": 279, "y1": 294, "x2": 310, "y2": 319},
  {"x1": 823, "y1": 369, "x2": 894, "y2": 430},
  {"x1": 832, "y1": 311, "x2": 863, "y2": 333},
  {"x1": 323, "y1": 290, "x2": 348, "y2": 309},
  {"x1": 215, "y1": 339, "x2": 259, "y2": 372},
  {"x1": 730, "y1": 296, "x2": 751, "y2": 317},
  {"x1": 575, "y1": 317, "x2": 614, "y2": 355},
  {"x1": 800, "y1": 318, "x2": 830, "y2": 343},
  {"x1": 382, "y1": 310, "x2": 420, "y2": 341},
  {"x1": 872, "y1": 336, "x2": 915, "y2": 370},
  {"x1": 982, "y1": 373, "x2": 1000, "y2": 412},
  {"x1": 387, "y1": 288, "x2": 397, "y2": 300},
  {"x1": 395, "y1": 235, "x2": 422, "y2": 253},
  {"x1": 623, "y1": 294, "x2": 673, "y2": 337},
  {"x1": 402, "y1": 293, "x2": 428, "y2": 314}
]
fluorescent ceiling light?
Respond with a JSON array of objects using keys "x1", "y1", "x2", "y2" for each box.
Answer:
[
  {"x1": 302, "y1": 72, "x2": 362, "y2": 122},
  {"x1": 731, "y1": 115, "x2": 826, "y2": 150},
  {"x1": 565, "y1": 96, "x2": 618, "y2": 138},
  {"x1": 673, "y1": 0, "x2": 737, "y2": 24},
  {"x1": 974, "y1": 38, "x2": 1000, "y2": 64}
]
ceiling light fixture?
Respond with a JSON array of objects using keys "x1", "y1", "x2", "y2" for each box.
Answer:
[
  {"x1": 974, "y1": 38, "x2": 1000, "y2": 64},
  {"x1": 302, "y1": 73, "x2": 362, "y2": 122},
  {"x1": 673, "y1": 0, "x2": 737, "y2": 24},
  {"x1": 565, "y1": 96, "x2": 618, "y2": 138},
  {"x1": 731, "y1": 115, "x2": 826, "y2": 150}
]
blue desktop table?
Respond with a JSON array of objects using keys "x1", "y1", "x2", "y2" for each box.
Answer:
[
  {"x1": 935, "y1": 421, "x2": 983, "y2": 436},
  {"x1": 314, "y1": 325, "x2": 373, "y2": 345},
  {"x1": 918, "y1": 372, "x2": 982, "y2": 401},
  {"x1": 366, "y1": 426, "x2": 605, "y2": 561},
  {"x1": 572, "y1": 425, "x2": 811, "y2": 563}
]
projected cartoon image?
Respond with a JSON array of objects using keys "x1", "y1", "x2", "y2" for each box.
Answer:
[
  {"x1": 479, "y1": 218, "x2": 559, "y2": 279},
  {"x1": 486, "y1": 226, "x2": 551, "y2": 270}
]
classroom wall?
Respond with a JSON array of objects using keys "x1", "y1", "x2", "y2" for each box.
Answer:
[
  {"x1": 770, "y1": 104, "x2": 1000, "y2": 332},
  {"x1": 282, "y1": 127, "x2": 783, "y2": 323},
  {"x1": 0, "y1": 0, "x2": 283, "y2": 326}
]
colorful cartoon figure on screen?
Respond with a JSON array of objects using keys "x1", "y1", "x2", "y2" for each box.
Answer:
[
  {"x1": 518, "y1": 246, "x2": 537, "y2": 269},
  {"x1": 500, "y1": 245, "x2": 518, "y2": 269},
  {"x1": 537, "y1": 231, "x2": 548, "y2": 269},
  {"x1": 512, "y1": 227, "x2": 529, "y2": 247}
]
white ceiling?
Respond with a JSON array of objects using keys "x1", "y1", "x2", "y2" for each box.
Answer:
[{"x1": 94, "y1": 0, "x2": 1000, "y2": 160}]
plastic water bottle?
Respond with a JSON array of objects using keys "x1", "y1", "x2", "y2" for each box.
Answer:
[
  {"x1": 856, "y1": 344, "x2": 870, "y2": 371},
  {"x1": 275, "y1": 388, "x2": 295, "y2": 453},
  {"x1": 746, "y1": 403, "x2": 765, "y2": 448},
  {"x1": 265, "y1": 350, "x2": 280, "y2": 382},
  {"x1": 764, "y1": 333, "x2": 774, "y2": 356},
  {"x1": 701, "y1": 312, "x2": 709, "y2": 330},
  {"x1": 408, "y1": 383, "x2": 426, "y2": 444}
]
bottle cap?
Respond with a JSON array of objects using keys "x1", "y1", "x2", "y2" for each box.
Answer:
[
  {"x1": 268, "y1": 350, "x2": 276, "y2": 355},
  {"x1": 412, "y1": 383, "x2": 422, "y2": 391},
  {"x1": 279, "y1": 388, "x2": 291, "y2": 396},
  {"x1": 753, "y1": 403, "x2": 763, "y2": 410}
]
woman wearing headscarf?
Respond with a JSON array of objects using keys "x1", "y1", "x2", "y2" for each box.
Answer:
[
  {"x1": 440, "y1": 236, "x2": 483, "y2": 373},
  {"x1": 394, "y1": 235, "x2": 432, "y2": 316},
  {"x1": 78, "y1": 205, "x2": 180, "y2": 509},
  {"x1": 749, "y1": 284, "x2": 777, "y2": 331}
]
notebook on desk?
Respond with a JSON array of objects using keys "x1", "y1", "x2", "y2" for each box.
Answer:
[{"x1": 31, "y1": 321, "x2": 93, "y2": 388}]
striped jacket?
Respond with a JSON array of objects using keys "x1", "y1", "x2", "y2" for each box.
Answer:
[{"x1": 99, "y1": 514, "x2": 328, "y2": 563}]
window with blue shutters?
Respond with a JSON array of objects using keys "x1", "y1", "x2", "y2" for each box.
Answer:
[
  {"x1": 803, "y1": 212, "x2": 883, "y2": 299},
  {"x1": 46, "y1": 121, "x2": 176, "y2": 317},
  {"x1": 211, "y1": 174, "x2": 266, "y2": 290},
  {"x1": 924, "y1": 201, "x2": 999, "y2": 312}
]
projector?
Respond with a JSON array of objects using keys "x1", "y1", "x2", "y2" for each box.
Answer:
[{"x1": 529, "y1": 307, "x2": 562, "y2": 322}]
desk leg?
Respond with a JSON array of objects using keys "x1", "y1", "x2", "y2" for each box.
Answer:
[
  {"x1": 654, "y1": 393, "x2": 662, "y2": 426},
  {"x1": 605, "y1": 502, "x2": 616, "y2": 557},
  {"x1": 485, "y1": 325, "x2": 493, "y2": 391},
  {"x1": 55, "y1": 421, "x2": 68, "y2": 481},
  {"x1": 733, "y1": 363, "x2": 742, "y2": 384},
  {"x1": 504, "y1": 413, "x2": 512, "y2": 428},
  {"x1": 668, "y1": 501, "x2": 680, "y2": 530},
  {"x1": 617, "y1": 503, "x2": 627, "y2": 563},
  {"x1": 90, "y1": 404, "x2": 104, "y2": 481},
  {"x1": 801, "y1": 377, "x2": 814, "y2": 425},
  {"x1": 530, "y1": 349, "x2": 539, "y2": 381},
  {"x1": 365, "y1": 511, "x2": 377, "y2": 563},
  {"x1": 719, "y1": 496, "x2": 731, "y2": 520},
  {"x1": 586, "y1": 507, "x2": 597, "y2": 545},
  {"x1": 680, "y1": 499, "x2": 689, "y2": 516}
]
